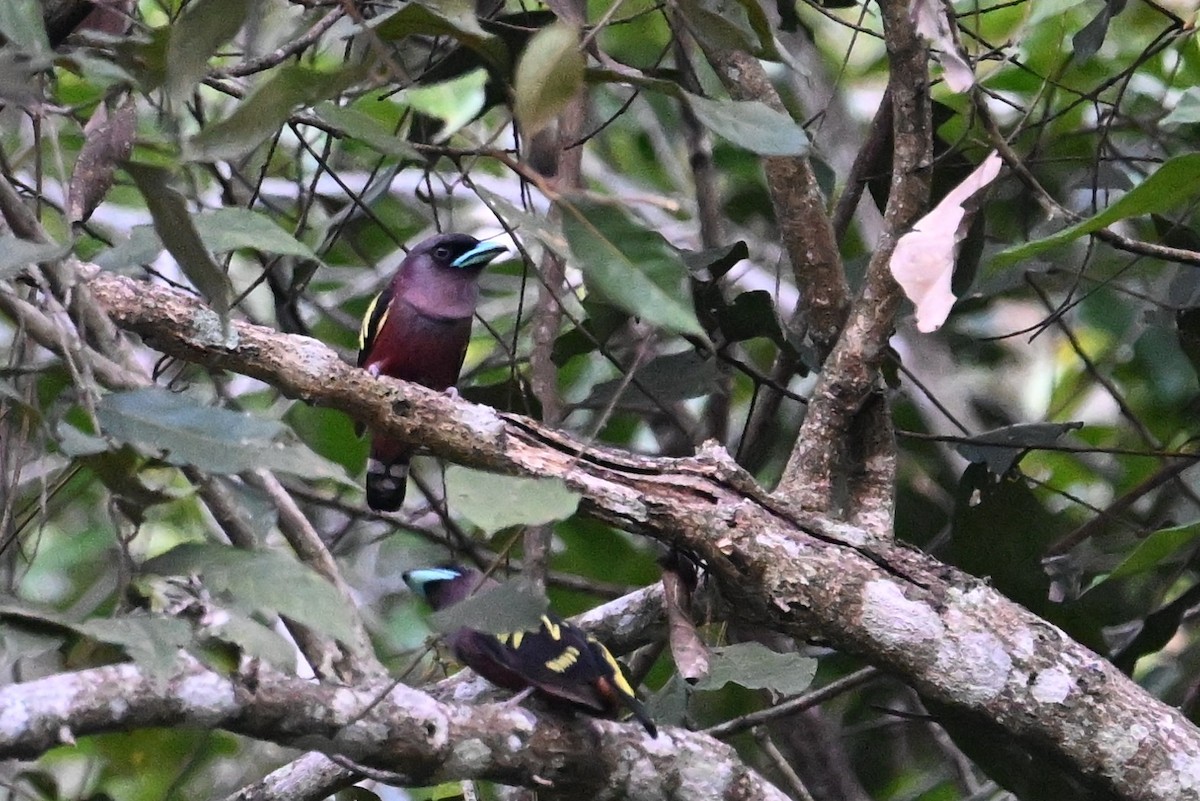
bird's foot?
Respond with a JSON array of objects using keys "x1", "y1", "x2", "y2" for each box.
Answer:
[{"x1": 443, "y1": 386, "x2": 460, "y2": 399}]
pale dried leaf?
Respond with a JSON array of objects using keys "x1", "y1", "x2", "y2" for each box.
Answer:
[
  {"x1": 912, "y1": 0, "x2": 976, "y2": 92},
  {"x1": 890, "y1": 151, "x2": 1002, "y2": 333}
]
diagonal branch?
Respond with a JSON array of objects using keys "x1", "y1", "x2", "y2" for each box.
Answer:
[
  {"x1": 83, "y1": 265, "x2": 1200, "y2": 801},
  {"x1": 775, "y1": 0, "x2": 932, "y2": 514}
]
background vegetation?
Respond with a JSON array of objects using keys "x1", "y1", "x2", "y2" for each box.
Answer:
[{"x1": 3, "y1": 0, "x2": 1200, "y2": 799}]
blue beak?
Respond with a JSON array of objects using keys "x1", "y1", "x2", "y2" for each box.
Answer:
[
  {"x1": 451, "y1": 241, "x2": 507, "y2": 269},
  {"x1": 403, "y1": 567, "x2": 463, "y2": 598}
]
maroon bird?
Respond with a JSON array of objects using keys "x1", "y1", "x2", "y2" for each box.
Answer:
[
  {"x1": 403, "y1": 565, "x2": 658, "y2": 737},
  {"x1": 358, "y1": 234, "x2": 506, "y2": 511}
]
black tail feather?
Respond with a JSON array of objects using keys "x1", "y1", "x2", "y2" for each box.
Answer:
[
  {"x1": 366, "y1": 452, "x2": 409, "y2": 511},
  {"x1": 623, "y1": 692, "x2": 658, "y2": 738}
]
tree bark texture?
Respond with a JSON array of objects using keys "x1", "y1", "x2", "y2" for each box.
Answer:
[{"x1": 64, "y1": 265, "x2": 1200, "y2": 801}]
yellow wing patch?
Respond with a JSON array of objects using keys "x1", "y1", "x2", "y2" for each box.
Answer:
[
  {"x1": 589, "y1": 636, "x2": 637, "y2": 697},
  {"x1": 545, "y1": 646, "x2": 581, "y2": 673},
  {"x1": 359, "y1": 293, "x2": 389, "y2": 352},
  {"x1": 540, "y1": 616, "x2": 562, "y2": 641}
]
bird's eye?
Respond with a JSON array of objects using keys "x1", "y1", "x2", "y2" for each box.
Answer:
[{"x1": 433, "y1": 246, "x2": 452, "y2": 261}]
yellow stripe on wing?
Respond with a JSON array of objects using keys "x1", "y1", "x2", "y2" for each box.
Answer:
[
  {"x1": 541, "y1": 616, "x2": 562, "y2": 641},
  {"x1": 589, "y1": 636, "x2": 638, "y2": 697},
  {"x1": 359, "y1": 293, "x2": 389, "y2": 352},
  {"x1": 545, "y1": 646, "x2": 581, "y2": 673}
]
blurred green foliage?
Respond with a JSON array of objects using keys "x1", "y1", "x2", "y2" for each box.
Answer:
[{"x1": 3, "y1": 0, "x2": 1200, "y2": 799}]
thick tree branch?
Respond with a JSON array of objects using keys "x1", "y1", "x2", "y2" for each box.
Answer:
[
  {"x1": 775, "y1": 0, "x2": 931, "y2": 513},
  {"x1": 84, "y1": 267, "x2": 1200, "y2": 801},
  {"x1": 0, "y1": 654, "x2": 780, "y2": 801}
]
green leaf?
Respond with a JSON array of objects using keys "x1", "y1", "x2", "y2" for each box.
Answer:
[
  {"x1": 1072, "y1": 0, "x2": 1125, "y2": 62},
  {"x1": 694, "y1": 642, "x2": 817, "y2": 695},
  {"x1": 582, "y1": 351, "x2": 717, "y2": 412},
  {"x1": 1177, "y1": 308, "x2": 1200, "y2": 383},
  {"x1": 210, "y1": 610, "x2": 295, "y2": 667},
  {"x1": 0, "y1": 626, "x2": 62, "y2": 675},
  {"x1": 673, "y1": 0, "x2": 758, "y2": 57},
  {"x1": 681, "y1": 241, "x2": 750, "y2": 280},
  {"x1": 551, "y1": 303, "x2": 627, "y2": 365},
  {"x1": 98, "y1": 387, "x2": 282, "y2": 473},
  {"x1": 474, "y1": 185, "x2": 568, "y2": 256},
  {"x1": 445, "y1": 466, "x2": 580, "y2": 533},
  {"x1": 731, "y1": 0, "x2": 786, "y2": 62},
  {"x1": 96, "y1": 209, "x2": 318, "y2": 270},
  {"x1": 370, "y1": 1, "x2": 506, "y2": 71},
  {"x1": 96, "y1": 387, "x2": 348, "y2": 483},
  {"x1": 405, "y1": 782, "x2": 467, "y2": 801},
  {"x1": 514, "y1": 22, "x2": 584, "y2": 138},
  {"x1": 0, "y1": 0, "x2": 50, "y2": 58},
  {"x1": 1104, "y1": 521, "x2": 1200, "y2": 581},
  {"x1": 428, "y1": 578, "x2": 548, "y2": 636},
  {"x1": 1027, "y1": 0, "x2": 1093, "y2": 25},
  {"x1": 720, "y1": 290, "x2": 793, "y2": 348},
  {"x1": 0, "y1": 600, "x2": 78, "y2": 637},
  {"x1": 0, "y1": 598, "x2": 189, "y2": 677},
  {"x1": 401, "y1": 68, "x2": 488, "y2": 142},
  {"x1": 165, "y1": 0, "x2": 252, "y2": 101},
  {"x1": 125, "y1": 162, "x2": 231, "y2": 318},
  {"x1": 559, "y1": 199, "x2": 707, "y2": 339},
  {"x1": 212, "y1": 476, "x2": 279, "y2": 544},
  {"x1": 0, "y1": 236, "x2": 71, "y2": 278},
  {"x1": 683, "y1": 92, "x2": 809, "y2": 156},
  {"x1": 315, "y1": 103, "x2": 422, "y2": 160},
  {"x1": 77, "y1": 617, "x2": 192, "y2": 677},
  {"x1": 55, "y1": 421, "x2": 110, "y2": 456},
  {"x1": 991, "y1": 153, "x2": 1200, "y2": 269},
  {"x1": 284, "y1": 403, "x2": 367, "y2": 475},
  {"x1": 192, "y1": 208, "x2": 317, "y2": 259},
  {"x1": 645, "y1": 673, "x2": 690, "y2": 728},
  {"x1": 1162, "y1": 88, "x2": 1200, "y2": 127},
  {"x1": 93, "y1": 224, "x2": 165, "y2": 271},
  {"x1": 954, "y1": 422, "x2": 1083, "y2": 475},
  {"x1": 949, "y1": 465, "x2": 1081, "y2": 631},
  {"x1": 144, "y1": 543, "x2": 356, "y2": 643},
  {"x1": 188, "y1": 64, "x2": 363, "y2": 162}
]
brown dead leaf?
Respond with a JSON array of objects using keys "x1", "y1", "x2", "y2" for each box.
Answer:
[{"x1": 662, "y1": 564, "x2": 709, "y2": 683}]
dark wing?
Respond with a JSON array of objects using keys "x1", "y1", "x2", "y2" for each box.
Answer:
[
  {"x1": 494, "y1": 616, "x2": 611, "y2": 711},
  {"x1": 455, "y1": 616, "x2": 658, "y2": 736},
  {"x1": 357, "y1": 284, "x2": 395, "y2": 368},
  {"x1": 584, "y1": 634, "x2": 658, "y2": 736}
]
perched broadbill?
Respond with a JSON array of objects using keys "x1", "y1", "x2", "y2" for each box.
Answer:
[
  {"x1": 357, "y1": 234, "x2": 506, "y2": 511},
  {"x1": 403, "y1": 565, "x2": 658, "y2": 737}
]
